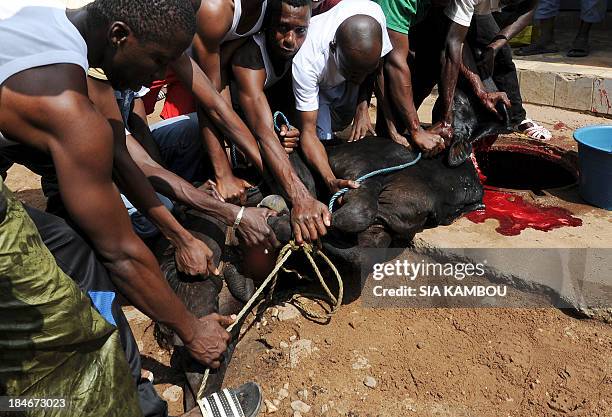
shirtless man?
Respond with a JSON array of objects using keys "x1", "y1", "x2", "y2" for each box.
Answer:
[{"x1": 0, "y1": 1, "x2": 260, "y2": 414}]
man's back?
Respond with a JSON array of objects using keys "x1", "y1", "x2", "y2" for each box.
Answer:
[{"x1": 292, "y1": 0, "x2": 392, "y2": 111}]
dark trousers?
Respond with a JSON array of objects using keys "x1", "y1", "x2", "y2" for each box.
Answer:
[
  {"x1": 25, "y1": 206, "x2": 168, "y2": 417},
  {"x1": 468, "y1": 13, "x2": 527, "y2": 125},
  {"x1": 0, "y1": 146, "x2": 66, "y2": 217}
]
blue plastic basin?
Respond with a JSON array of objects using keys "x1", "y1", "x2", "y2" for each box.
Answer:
[{"x1": 573, "y1": 125, "x2": 612, "y2": 210}]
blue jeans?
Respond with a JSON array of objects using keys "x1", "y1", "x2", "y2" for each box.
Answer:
[
  {"x1": 316, "y1": 82, "x2": 360, "y2": 140},
  {"x1": 120, "y1": 193, "x2": 175, "y2": 239},
  {"x1": 535, "y1": 0, "x2": 607, "y2": 23},
  {"x1": 150, "y1": 113, "x2": 204, "y2": 182}
]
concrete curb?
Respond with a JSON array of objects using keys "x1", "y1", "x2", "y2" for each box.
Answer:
[
  {"x1": 516, "y1": 60, "x2": 612, "y2": 117},
  {"x1": 409, "y1": 241, "x2": 612, "y2": 323}
]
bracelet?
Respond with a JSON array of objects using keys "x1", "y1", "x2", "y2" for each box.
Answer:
[{"x1": 233, "y1": 206, "x2": 245, "y2": 229}]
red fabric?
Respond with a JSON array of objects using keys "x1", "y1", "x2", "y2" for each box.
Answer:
[{"x1": 142, "y1": 69, "x2": 196, "y2": 118}]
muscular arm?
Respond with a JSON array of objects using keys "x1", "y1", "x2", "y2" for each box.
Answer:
[
  {"x1": 87, "y1": 77, "x2": 200, "y2": 257},
  {"x1": 0, "y1": 66, "x2": 199, "y2": 343},
  {"x1": 192, "y1": 0, "x2": 232, "y2": 91},
  {"x1": 440, "y1": 22, "x2": 469, "y2": 125},
  {"x1": 125, "y1": 133, "x2": 239, "y2": 225},
  {"x1": 299, "y1": 110, "x2": 334, "y2": 187},
  {"x1": 384, "y1": 30, "x2": 421, "y2": 135},
  {"x1": 497, "y1": 0, "x2": 537, "y2": 44},
  {"x1": 232, "y1": 54, "x2": 310, "y2": 203},
  {"x1": 232, "y1": 52, "x2": 331, "y2": 242},
  {"x1": 171, "y1": 53, "x2": 263, "y2": 172},
  {"x1": 128, "y1": 97, "x2": 164, "y2": 164}
]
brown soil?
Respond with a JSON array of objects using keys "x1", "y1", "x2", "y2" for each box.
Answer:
[
  {"x1": 124, "y1": 295, "x2": 612, "y2": 417},
  {"x1": 4, "y1": 110, "x2": 611, "y2": 417},
  {"x1": 221, "y1": 303, "x2": 612, "y2": 417}
]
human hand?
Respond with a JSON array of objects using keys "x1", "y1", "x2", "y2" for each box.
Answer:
[
  {"x1": 198, "y1": 179, "x2": 225, "y2": 202},
  {"x1": 175, "y1": 235, "x2": 219, "y2": 276},
  {"x1": 349, "y1": 103, "x2": 376, "y2": 142},
  {"x1": 290, "y1": 196, "x2": 331, "y2": 244},
  {"x1": 236, "y1": 207, "x2": 280, "y2": 251},
  {"x1": 215, "y1": 175, "x2": 252, "y2": 205},
  {"x1": 184, "y1": 313, "x2": 234, "y2": 368},
  {"x1": 412, "y1": 126, "x2": 446, "y2": 158},
  {"x1": 278, "y1": 124, "x2": 300, "y2": 154},
  {"x1": 478, "y1": 91, "x2": 511, "y2": 120}
]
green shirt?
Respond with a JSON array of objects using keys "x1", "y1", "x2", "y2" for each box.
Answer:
[{"x1": 374, "y1": 0, "x2": 429, "y2": 34}]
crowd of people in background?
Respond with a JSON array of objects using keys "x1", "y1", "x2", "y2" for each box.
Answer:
[{"x1": 0, "y1": 0, "x2": 606, "y2": 416}]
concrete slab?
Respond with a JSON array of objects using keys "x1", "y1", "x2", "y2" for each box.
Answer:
[
  {"x1": 512, "y1": 13, "x2": 612, "y2": 116},
  {"x1": 410, "y1": 103, "x2": 612, "y2": 320}
]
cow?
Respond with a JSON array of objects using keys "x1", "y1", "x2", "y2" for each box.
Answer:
[{"x1": 156, "y1": 86, "x2": 511, "y2": 409}]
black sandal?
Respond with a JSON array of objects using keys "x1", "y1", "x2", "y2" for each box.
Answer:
[
  {"x1": 198, "y1": 382, "x2": 263, "y2": 417},
  {"x1": 515, "y1": 43, "x2": 559, "y2": 56},
  {"x1": 567, "y1": 39, "x2": 590, "y2": 57}
]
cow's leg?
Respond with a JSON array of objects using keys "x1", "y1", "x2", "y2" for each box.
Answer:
[{"x1": 156, "y1": 209, "x2": 245, "y2": 409}]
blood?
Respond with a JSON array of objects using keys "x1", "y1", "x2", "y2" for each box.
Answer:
[
  {"x1": 471, "y1": 134, "x2": 497, "y2": 183},
  {"x1": 470, "y1": 152, "x2": 487, "y2": 183},
  {"x1": 553, "y1": 121, "x2": 568, "y2": 131},
  {"x1": 466, "y1": 189, "x2": 583, "y2": 236}
]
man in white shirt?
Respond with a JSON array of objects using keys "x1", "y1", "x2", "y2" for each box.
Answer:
[{"x1": 292, "y1": 0, "x2": 393, "y2": 195}]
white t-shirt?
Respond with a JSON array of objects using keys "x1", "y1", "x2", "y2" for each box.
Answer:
[
  {"x1": 292, "y1": 0, "x2": 393, "y2": 112},
  {"x1": 444, "y1": 0, "x2": 494, "y2": 27},
  {"x1": 0, "y1": 0, "x2": 88, "y2": 147}
]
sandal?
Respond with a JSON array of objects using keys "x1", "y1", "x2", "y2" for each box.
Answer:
[
  {"x1": 197, "y1": 382, "x2": 262, "y2": 417},
  {"x1": 517, "y1": 119, "x2": 552, "y2": 141},
  {"x1": 567, "y1": 39, "x2": 590, "y2": 57},
  {"x1": 515, "y1": 43, "x2": 559, "y2": 56}
]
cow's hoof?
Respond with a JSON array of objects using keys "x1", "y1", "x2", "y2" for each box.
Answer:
[
  {"x1": 258, "y1": 194, "x2": 289, "y2": 214},
  {"x1": 224, "y1": 263, "x2": 255, "y2": 303}
]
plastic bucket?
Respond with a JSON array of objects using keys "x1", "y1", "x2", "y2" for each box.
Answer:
[{"x1": 573, "y1": 125, "x2": 612, "y2": 210}]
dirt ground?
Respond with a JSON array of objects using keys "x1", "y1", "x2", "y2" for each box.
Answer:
[{"x1": 4, "y1": 104, "x2": 611, "y2": 417}]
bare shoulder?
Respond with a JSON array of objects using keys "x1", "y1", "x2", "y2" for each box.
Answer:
[
  {"x1": 231, "y1": 38, "x2": 265, "y2": 71},
  {"x1": 0, "y1": 64, "x2": 111, "y2": 152},
  {"x1": 196, "y1": 0, "x2": 234, "y2": 40}
]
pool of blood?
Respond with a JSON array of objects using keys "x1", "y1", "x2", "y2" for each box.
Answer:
[
  {"x1": 465, "y1": 190, "x2": 583, "y2": 236},
  {"x1": 466, "y1": 144, "x2": 582, "y2": 236}
]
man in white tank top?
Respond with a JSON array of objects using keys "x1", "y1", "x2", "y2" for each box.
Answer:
[
  {"x1": 229, "y1": 0, "x2": 327, "y2": 209},
  {"x1": 191, "y1": 0, "x2": 334, "y2": 245},
  {"x1": 189, "y1": 0, "x2": 268, "y2": 202},
  {"x1": 0, "y1": 2, "x2": 264, "y2": 416}
]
